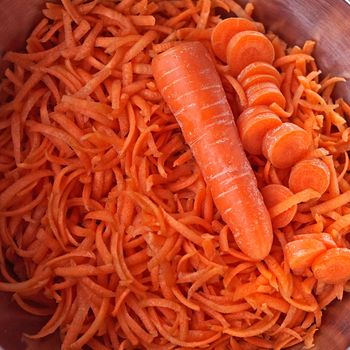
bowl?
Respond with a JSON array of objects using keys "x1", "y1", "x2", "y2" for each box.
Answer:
[{"x1": 0, "y1": 0, "x2": 350, "y2": 349}]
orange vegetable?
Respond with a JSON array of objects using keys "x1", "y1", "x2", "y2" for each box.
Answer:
[
  {"x1": 240, "y1": 73, "x2": 281, "y2": 89},
  {"x1": 237, "y1": 105, "x2": 272, "y2": 119},
  {"x1": 312, "y1": 248, "x2": 350, "y2": 284},
  {"x1": 237, "y1": 61, "x2": 281, "y2": 84},
  {"x1": 237, "y1": 107, "x2": 282, "y2": 155},
  {"x1": 269, "y1": 189, "x2": 320, "y2": 223},
  {"x1": 262, "y1": 123, "x2": 311, "y2": 168},
  {"x1": 261, "y1": 184, "x2": 297, "y2": 228},
  {"x1": 285, "y1": 239, "x2": 327, "y2": 274},
  {"x1": 245, "y1": 81, "x2": 286, "y2": 108},
  {"x1": 292, "y1": 233, "x2": 336, "y2": 249},
  {"x1": 0, "y1": 1, "x2": 350, "y2": 349},
  {"x1": 289, "y1": 159, "x2": 330, "y2": 194},
  {"x1": 311, "y1": 190, "x2": 350, "y2": 216},
  {"x1": 211, "y1": 18, "x2": 258, "y2": 62},
  {"x1": 152, "y1": 41, "x2": 273, "y2": 260},
  {"x1": 224, "y1": 74, "x2": 248, "y2": 110},
  {"x1": 226, "y1": 31, "x2": 275, "y2": 76}
]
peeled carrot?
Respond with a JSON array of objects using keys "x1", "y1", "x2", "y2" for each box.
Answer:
[
  {"x1": 312, "y1": 248, "x2": 350, "y2": 284},
  {"x1": 152, "y1": 41, "x2": 273, "y2": 260},
  {"x1": 237, "y1": 61, "x2": 281, "y2": 85},
  {"x1": 211, "y1": 18, "x2": 258, "y2": 62},
  {"x1": 237, "y1": 108, "x2": 282, "y2": 155},
  {"x1": 262, "y1": 123, "x2": 311, "y2": 169},
  {"x1": 226, "y1": 31, "x2": 275, "y2": 76},
  {"x1": 261, "y1": 184, "x2": 297, "y2": 228},
  {"x1": 285, "y1": 239, "x2": 327, "y2": 274},
  {"x1": 245, "y1": 81, "x2": 286, "y2": 108},
  {"x1": 289, "y1": 159, "x2": 330, "y2": 194}
]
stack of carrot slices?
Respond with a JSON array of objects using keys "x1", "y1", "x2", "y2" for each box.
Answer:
[
  {"x1": 0, "y1": 1, "x2": 350, "y2": 350},
  {"x1": 238, "y1": 62, "x2": 286, "y2": 109},
  {"x1": 211, "y1": 17, "x2": 337, "y2": 246}
]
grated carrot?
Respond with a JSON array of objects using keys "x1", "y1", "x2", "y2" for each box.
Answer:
[{"x1": 0, "y1": 1, "x2": 350, "y2": 350}]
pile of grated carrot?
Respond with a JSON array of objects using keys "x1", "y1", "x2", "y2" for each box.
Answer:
[{"x1": 0, "y1": 0, "x2": 350, "y2": 349}]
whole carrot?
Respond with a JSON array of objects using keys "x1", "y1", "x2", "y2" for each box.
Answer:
[{"x1": 152, "y1": 41, "x2": 273, "y2": 260}]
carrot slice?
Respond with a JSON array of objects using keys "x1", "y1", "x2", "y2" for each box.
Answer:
[
  {"x1": 245, "y1": 82, "x2": 286, "y2": 108},
  {"x1": 241, "y1": 73, "x2": 281, "y2": 89},
  {"x1": 262, "y1": 123, "x2": 310, "y2": 169},
  {"x1": 152, "y1": 41, "x2": 273, "y2": 260},
  {"x1": 226, "y1": 31, "x2": 275, "y2": 76},
  {"x1": 238, "y1": 105, "x2": 274, "y2": 119},
  {"x1": 211, "y1": 18, "x2": 258, "y2": 62},
  {"x1": 292, "y1": 233, "x2": 336, "y2": 249},
  {"x1": 285, "y1": 239, "x2": 327, "y2": 274},
  {"x1": 312, "y1": 248, "x2": 350, "y2": 284},
  {"x1": 237, "y1": 109, "x2": 282, "y2": 155},
  {"x1": 289, "y1": 159, "x2": 330, "y2": 194},
  {"x1": 237, "y1": 61, "x2": 281, "y2": 84},
  {"x1": 261, "y1": 184, "x2": 297, "y2": 228}
]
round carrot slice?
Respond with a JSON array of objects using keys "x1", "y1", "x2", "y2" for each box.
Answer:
[
  {"x1": 289, "y1": 158, "x2": 330, "y2": 194},
  {"x1": 247, "y1": 88, "x2": 286, "y2": 109},
  {"x1": 262, "y1": 123, "x2": 310, "y2": 169},
  {"x1": 292, "y1": 233, "x2": 336, "y2": 249},
  {"x1": 238, "y1": 105, "x2": 273, "y2": 118},
  {"x1": 234, "y1": 105, "x2": 271, "y2": 126},
  {"x1": 211, "y1": 18, "x2": 258, "y2": 62},
  {"x1": 245, "y1": 82, "x2": 286, "y2": 108},
  {"x1": 237, "y1": 105, "x2": 274, "y2": 124},
  {"x1": 237, "y1": 110, "x2": 282, "y2": 155},
  {"x1": 312, "y1": 248, "x2": 350, "y2": 284},
  {"x1": 261, "y1": 184, "x2": 297, "y2": 228},
  {"x1": 226, "y1": 31, "x2": 275, "y2": 77},
  {"x1": 244, "y1": 81, "x2": 279, "y2": 95},
  {"x1": 241, "y1": 74, "x2": 281, "y2": 89},
  {"x1": 237, "y1": 61, "x2": 281, "y2": 83},
  {"x1": 285, "y1": 238, "x2": 327, "y2": 274}
]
